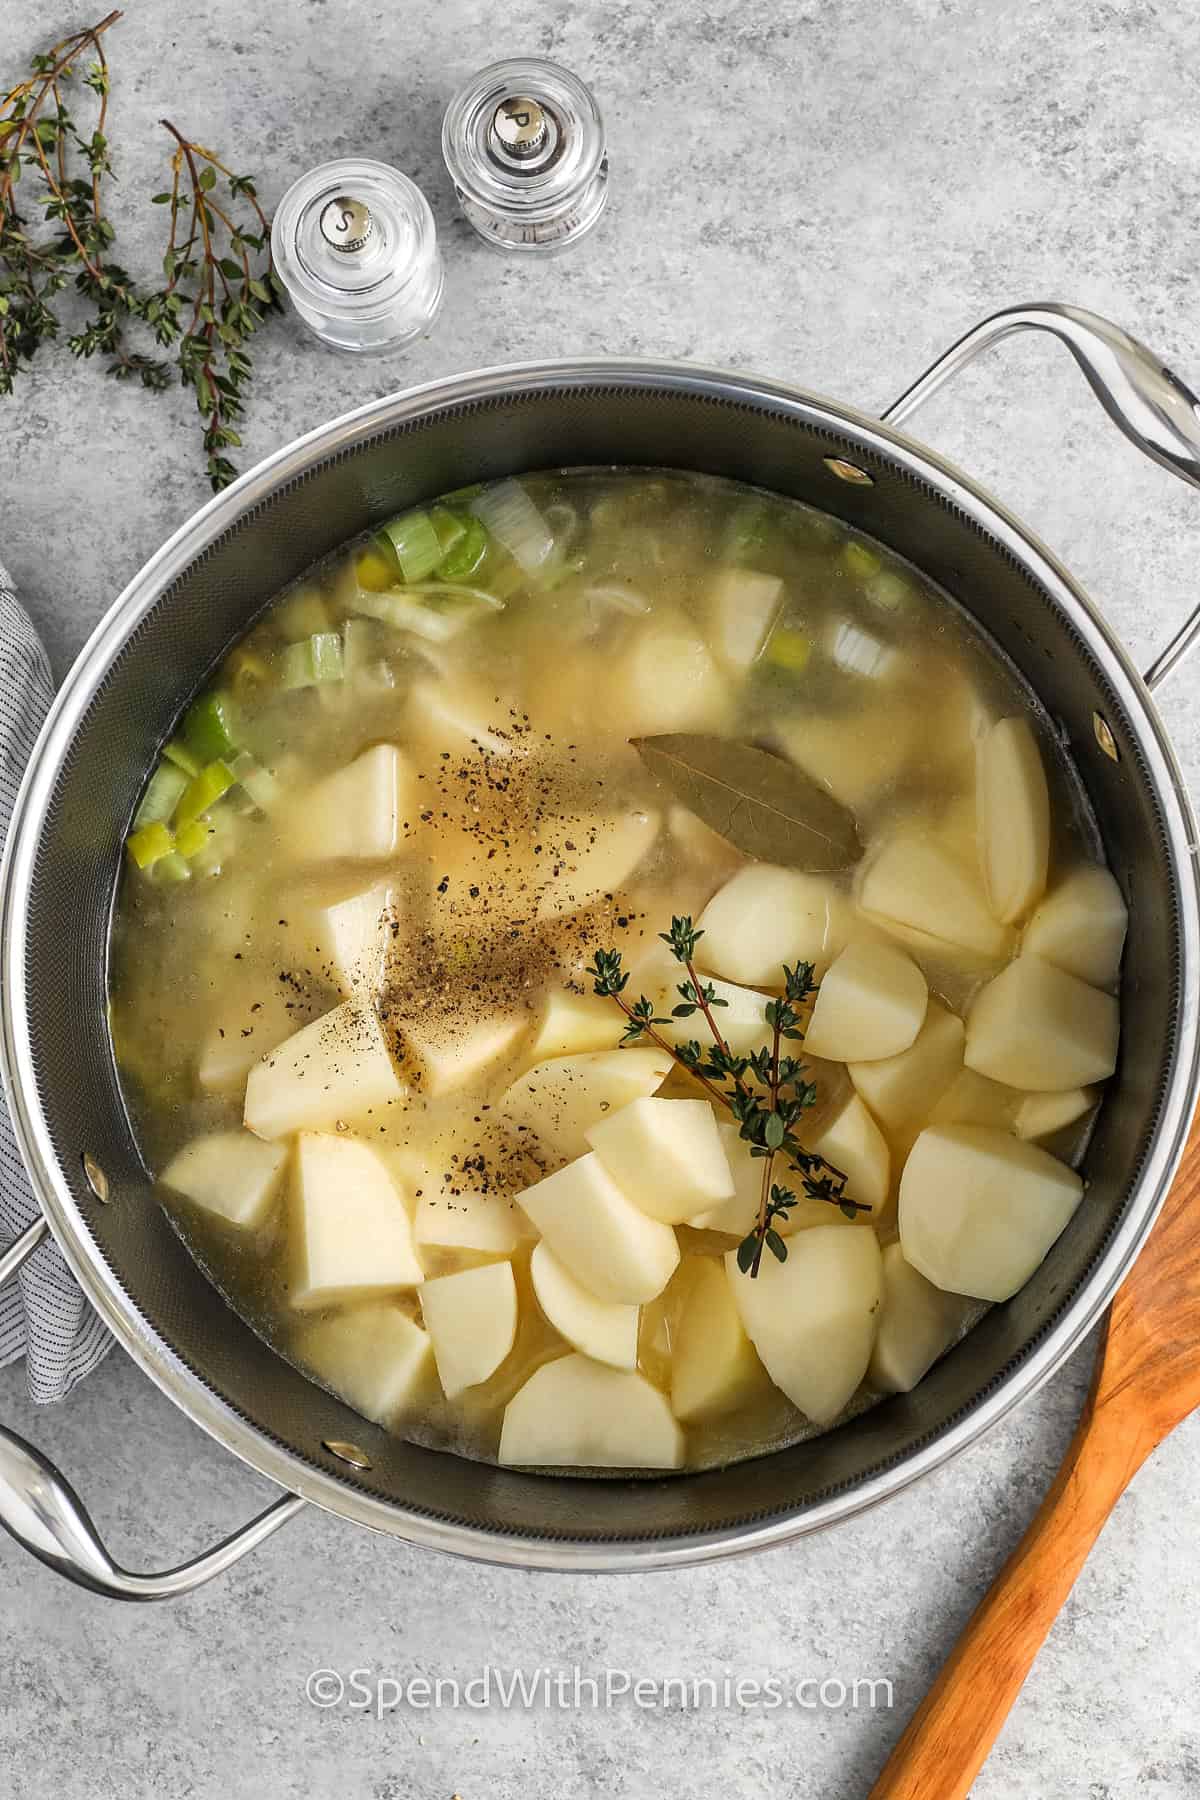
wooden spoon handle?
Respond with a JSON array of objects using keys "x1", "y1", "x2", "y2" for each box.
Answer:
[{"x1": 868, "y1": 1354, "x2": 1147, "y2": 1800}]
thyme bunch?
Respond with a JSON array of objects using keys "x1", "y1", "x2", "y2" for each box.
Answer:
[
  {"x1": 0, "y1": 12, "x2": 280, "y2": 488},
  {"x1": 0, "y1": 10, "x2": 162, "y2": 394},
  {"x1": 588, "y1": 917, "x2": 871, "y2": 1278}
]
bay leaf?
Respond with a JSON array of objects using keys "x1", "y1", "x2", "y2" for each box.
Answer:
[{"x1": 631, "y1": 733, "x2": 862, "y2": 871}]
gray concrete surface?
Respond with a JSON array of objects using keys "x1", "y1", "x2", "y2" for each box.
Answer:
[{"x1": 2, "y1": 2, "x2": 1199, "y2": 1795}]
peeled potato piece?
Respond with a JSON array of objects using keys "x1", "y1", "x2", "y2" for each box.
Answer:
[
  {"x1": 535, "y1": 808, "x2": 659, "y2": 919},
  {"x1": 689, "y1": 1122, "x2": 856, "y2": 1236},
  {"x1": 1013, "y1": 1087, "x2": 1097, "y2": 1142},
  {"x1": 244, "y1": 998, "x2": 406, "y2": 1140},
  {"x1": 976, "y1": 716, "x2": 1050, "y2": 924},
  {"x1": 517, "y1": 1151, "x2": 680, "y2": 1304},
  {"x1": 727, "y1": 1225, "x2": 883, "y2": 1426},
  {"x1": 291, "y1": 1132, "x2": 423, "y2": 1310},
  {"x1": 298, "y1": 1304, "x2": 435, "y2": 1427},
  {"x1": 930, "y1": 1067, "x2": 1020, "y2": 1133},
  {"x1": 654, "y1": 974, "x2": 771, "y2": 1058},
  {"x1": 499, "y1": 1354, "x2": 685, "y2": 1469},
  {"x1": 858, "y1": 835, "x2": 1013, "y2": 961},
  {"x1": 803, "y1": 938, "x2": 928, "y2": 1063},
  {"x1": 499, "y1": 1048, "x2": 672, "y2": 1162},
  {"x1": 774, "y1": 705, "x2": 918, "y2": 813},
  {"x1": 292, "y1": 743, "x2": 407, "y2": 862},
  {"x1": 849, "y1": 999, "x2": 965, "y2": 1133},
  {"x1": 671, "y1": 1258, "x2": 766, "y2": 1423},
  {"x1": 525, "y1": 988, "x2": 625, "y2": 1063},
  {"x1": 604, "y1": 615, "x2": 730, "y2": 738},
  {"x1": 160, "y1": 1130, "x2": 288, "y2": 1230},
  {"x1": 310, "y1": 879, "x2": 396, "y2": 996},
  {"x1": 586, "y1": 1097, "x2": 733, "y2": 1225},
  {"x1": 965, "y1": 953, "x2": 1119, "y2": 1091},
  {"x1": 805, "y1": 1092, "x2": 891, "y2": 1216},
  {"x1": 407, "y1": 679, "x2": 519, "y2": 759},
  {"x1": 696, "y1": 864, "x2": 853, "y2": 985},
  {"x1": 420, "y1": 1262, "x2": 518, "y2": 1398},
  {"x1": 707, "y1": 567, "x2": 784, "y2": 671},
  {"x1": 397, "y1": 1010, "x2": 526, "y2": 1097},
  {"x1": 530, "y1": 1241, "x2": 639, "y2": 1369},
  {"x1": 1023, "y1": 865, "x2": 1128, "y2": 990},
  {"x1": 868, "y1": 1243, "x2": 969, "y2": 1394},
  {"x1": 899, "y1": 1124, "x2": 1084, "y2": 1302}
]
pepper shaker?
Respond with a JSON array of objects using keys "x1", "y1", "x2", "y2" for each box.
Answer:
[{"x1": 442, "y1": 58, "x2": 609, "y2": 253}]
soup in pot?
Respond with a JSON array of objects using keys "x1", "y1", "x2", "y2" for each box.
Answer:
[{"x1": 109, "y1": 470, "x2": 1125, "y2": 1472}]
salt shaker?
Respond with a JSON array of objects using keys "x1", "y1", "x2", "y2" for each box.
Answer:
[
  {"x1": 271, "y1": 158, "x2": 444, "y2": 354},
  {"x1": 442, "y1": 58, "x2": 609, "y2": 252}
]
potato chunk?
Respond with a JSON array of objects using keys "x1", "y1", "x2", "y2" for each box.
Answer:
[
  {"x1": 689, "y1": 1122, "x2": 856, "y2": 1236},
  {"x1": 858, "y1": 835, "x2": 1013, "y2": 960},
  {"x1": 411, "y1": 1157, "x2": 526, "y2": 1255},
  {"x1": 530, "y1": 1241, "x2": 639, "y2": 1369},
  {"x1": 160, "y1": 1130, "x2": 288, "y2": 1230},
  {"x1": 499, "y1": 1048, "x2": 672, "y2": 1162},
  {"x1": 965, "y1": 954, "x2": 1119, "y2": 1091},
  {"x1": 499, "y1": 1354, "x2": 685, "y2": 1469},
  {"x1": 803, "y1": 937, "x2": 928, "y2": 1062},
  {"x1": 707, "y1": 567, "x2": 784, "y2": 671},
  {"x1": 292, "y1": 743, "x2": 407, "y2": 862},
  {"x1": 1013, "y1": 1087, "x2": 1097, "y2": 1142},
  {"x1": 727, "y1": 1226, "x2": 882, "y2": 1425},
  {"x1": 930, "y1": 1067, "x2": 1020, "y2": 1132},
  {"x1": 311, "y1": 879, "x2": 396, "y2": 996},
  {"x1": 849, "y1": 1000, "x2": 964, "y2": 1132},
  {"x1": 868, "y1": 1243, "x2": 969, "y2": 1394},
  {"x1": 1023, "y1": 865, "x2": 1127, "y2": 990},
  {"x1": 297, "y1": 1304, "x2": 435, "y2": 1426},
  {"x1": 899, "y1": 1124, "x2": 1084, "y2": 1301},
  {"x1": 517, "y1": 1152, "x2": 680, "y2": 1304},
  {"x1": 655, "y1": 975, "x2": 771, "y2": 1058},
  {"x1": 805, "y1": 1092, "x2": 891, "y2": 1215},
  {"x1": 535, "y1": 808, "x2": 659, "y2": 918},
  {"x1": 605, "y1": 616, "x2": 730, "y2": 737},
  {"x1": 671, "y1": 1258, "x2": 766, "y2": 1423},
  {"x1": 586, "y1": 1097, "x2": 733, "y2": 1225},
  {"x1": 291, "y1": 1132, "x2": 423, "y2": 1310},
  {"x1": 407, "y1": 679, "x2": 519, "y2": 759},
  {"x1": 244, "y1": 998, "x2": 406, "y2": 1139},
  {"x1": 774, "y1": 705, "x2": 917, "y2": 813},
  {"x1": 976, "y1": 716, "x2": 1050, "y2": 924},
  {"x1": 420, "y1": 1262, "x2": 518, "y2": 1398},
  {"x1": 525, "y1": 988, "x2": 625, "y2": 1063},
  {"x1": 396, "y1": 1011, "x2": 526, "y2": 1097},
  {"x1": 696, "y1": 864, "x2": 853, "y2": 985}
]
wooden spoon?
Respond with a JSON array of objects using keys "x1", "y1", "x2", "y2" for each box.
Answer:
[{"x1": 869, "y1": 1106, "x2": 1200, "y2": 1800}]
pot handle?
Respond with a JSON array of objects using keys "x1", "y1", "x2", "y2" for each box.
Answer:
[
  {"x1": 0, "y1": 1218, "x2": 305, "y2": 1599},
  {"x1": 882, "y1": 302, "x2": 1200, "y2": 691}
]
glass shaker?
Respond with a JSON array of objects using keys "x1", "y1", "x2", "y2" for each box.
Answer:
[
  {"x1": 442, "y1": 58, "x2": 609, "y2": 253},
  {"x1": 271, "y1": 158, "x2": 444, "y2": 354}
]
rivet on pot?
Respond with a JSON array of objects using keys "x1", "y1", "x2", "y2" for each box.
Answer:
[
  {"x1": 823, "y1": 456, "x2": 874, "y2": 486},
  {"x1": 323, "y1": 1439, "x2": 372, "y2": 1471},
  {"x1": 1093, "y1": 711, "x2": 1121, "y2": 762},
  {"x1": 81, "y1": 1153, "x2": 109, "y2": 1204}
]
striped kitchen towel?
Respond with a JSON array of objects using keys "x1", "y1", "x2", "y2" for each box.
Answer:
[{"x1": 0, "y1": 561, "x2": 112, "y2": 1400}]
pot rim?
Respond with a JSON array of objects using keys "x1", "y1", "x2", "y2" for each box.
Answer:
[{"x1": 4, "y1": 355, "x2": 1199, "y2": 1571}]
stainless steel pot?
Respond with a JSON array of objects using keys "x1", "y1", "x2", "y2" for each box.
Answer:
[{"x1": 2, "y1": 303, "x2": 1199, "y2": 1599}]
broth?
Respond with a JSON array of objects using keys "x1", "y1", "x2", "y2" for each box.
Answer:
[{"x1": 109, "y1": 470, "x2": 1120, "y2": 1472}]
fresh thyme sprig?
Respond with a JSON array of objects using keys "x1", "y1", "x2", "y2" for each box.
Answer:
[
  {"x1": 0, "y1": 11, "x2": 165, "y2": 396},
  {"x1": 588, "y1": 917, "x2": 871, "y2": 1277},
  {"x1": 146, "y1": 120, "x2": 281, "y2": 491}
]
